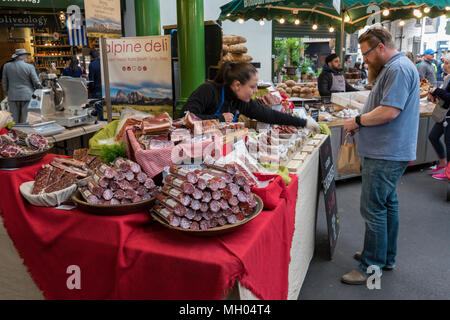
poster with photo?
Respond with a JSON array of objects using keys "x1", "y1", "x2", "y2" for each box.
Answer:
[
  {"x1": 101, "y1": 35, "x2": 173, "y2": 118},
  {"x1": 85, "y1": 0, "x2": 122, "y2": 38}
]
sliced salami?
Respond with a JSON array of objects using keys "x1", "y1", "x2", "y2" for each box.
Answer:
[
  {"x1": 116, "y1": 171, "x2": 126, "y2": 181},
  {"x1": 237, "y1": 191, "x2": 248, "y2": 203},
  {"x1": 228, "y1": 196, "x2": 239, "y2": 207},
  {"x1": 144, "y1": 178, "x2": 155, "y2": 190},
  {"x1": 192, "y1": 188, "x2": 203, "y2": 200},
  {"x1": 212, "y1": 190, "x2": 222, "y2": 201},
  {"x1": 180, "y1": 217, "x2": 191, "y2": 229},
  {"x1": 109, "y1": 181, "x2": 121, "y2": 191},
  {"x1": 200, "y1": 202, "x2": 209, "y2": 213},
  {"x1": 136, "y1": 172, "x2": 148, "y2": 183},
  {"x1": 190, "y1": 221, "x2": 200, "y2": 230},
  {"x1": 228, "y1": 183, "x2": 240, "y2": 196},
  {"x1": 190, "y1": 199, "x2": 201, "y2": 211},
  {"x1": 102, "y1": 189, "x2": 114, "y2": 201},
  {"x1": 114, "y1": 189, "x2": 125, "y2": 200},
  {"x1": 209, "y1": 200, "x2": 220, "y2": 213},
  {"x1": 202, "y1": 191, "x2": 212, "y2": 203}
]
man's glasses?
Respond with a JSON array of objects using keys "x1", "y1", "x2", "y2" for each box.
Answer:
[
  {"x1": 362, "y1": 43, "x2": 379, "y2": 56},
  {"x1": 361, "y1": 28, "x2": 385, "y2": 56}
]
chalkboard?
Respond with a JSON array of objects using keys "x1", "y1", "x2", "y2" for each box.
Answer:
[
  {"x1": 310, "y1": 109, "x2": 319, "y2": 122},
  {"x1": 318, "y1": 136, "x2": 340, "y2": 260}
]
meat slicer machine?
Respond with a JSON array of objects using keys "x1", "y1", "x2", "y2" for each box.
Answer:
[{"x1": 28, "y1": 74, "x2": 98, "y2": 129}]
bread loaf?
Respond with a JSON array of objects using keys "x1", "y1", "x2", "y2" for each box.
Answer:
[
  {"x1": 229, "y1": 44, "x2": 248, "y2": 54},
  {"x1": 223, "y1": 34, "x2": 247, "y2": 45},
  {"x1": 284, "y1": 80, "x2": 296, "y2": 87}
]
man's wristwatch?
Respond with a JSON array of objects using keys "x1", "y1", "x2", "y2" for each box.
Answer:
[{"x1": 355, "y1": 115, "x2": 364, "y2": 127}]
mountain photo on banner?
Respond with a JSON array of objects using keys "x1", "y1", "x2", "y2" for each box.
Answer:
[{"x1": 85, "y1": 0, "x2": 122, "y2": 38}]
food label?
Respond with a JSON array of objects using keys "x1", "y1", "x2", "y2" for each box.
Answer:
[{"x1": 169, "y1": 188, "x2": 182, "y2": 198}]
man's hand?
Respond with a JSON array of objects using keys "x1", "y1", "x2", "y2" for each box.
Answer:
[
  {"x1": 222, "y1": 112, "x2": 234, "y2": 123},
  {"x1": 344, "y1": 117, "x2": 359, "y2": 135},
  {"x1": 306, "y1": 117, "x2": 320, "y2": 133}
]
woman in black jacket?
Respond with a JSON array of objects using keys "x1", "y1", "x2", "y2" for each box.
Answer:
[
  {"x1": 182, "y1": 62, "x2": 320, "y2": 132},
  {"x1": 428, "y1": 53, "x2": 450, "y2": 180}
]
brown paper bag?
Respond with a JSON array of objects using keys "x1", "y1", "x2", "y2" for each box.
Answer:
[{"x1": 337, "y1": 136, "x2": 361, "y2": 175}]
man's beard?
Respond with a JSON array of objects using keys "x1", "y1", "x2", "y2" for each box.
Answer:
[{"x1": 367, "y1": 63, "x2": 383, "y2": 83}]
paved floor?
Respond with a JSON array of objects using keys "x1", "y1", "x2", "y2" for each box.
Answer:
[{"x1": 298, "y1": 165, "x2": 450, "y2": 300}]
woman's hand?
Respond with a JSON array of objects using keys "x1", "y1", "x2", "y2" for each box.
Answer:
[{"x1": 222, "y1": 112, "x2": 234, "y2": 123}]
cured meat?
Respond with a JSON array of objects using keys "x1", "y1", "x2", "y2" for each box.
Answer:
[
  {"x1": 0, "y1": 144, "x2": 22, "y2": 158},
  {"x1": 119, "y1": 179, "x2": 131, "y2": 190},
  {"x1": 25, "y1": 133, "x2": 48, "y2": 150},
  {"x1": 221, "y1": 188, "x2": 233, "y2": 200},
  {"x1": 136, "y1": 172, "x2": 148, "y2": 183},
  {"x1": 196, "y1": 172, "x2": 220, "y2": 191},
  {"x1": 126, "y1": 160, "x2": 141, "y2": 173},
  {"x1": 164, "y1": 175, "x2": 195, "y2": 194},
  {"x1": 228, "y1": 183, "x2": 240, "y2": 196},
  {"x1": 31, "y1": 165, "x2": 52, "y2": 194},
  {"x1": 98, "y1": 164, "x2": 117, "y2": 179},
  {"x1": 46, "y1": 167, "x2": 65, "y2": 187},
  {"x1": 162, "y1": 185, "x2": 191, "y2": 206},
  {"x1": 185, "y1": 208, "x2": 196, "y2": 220},
  {"x1": 231, "y1": 206, "x2": 241, "y2": 214},
  {"x1": 209, "y1": 218, "x2": 219, "y2": 228},
  {"x1": 129, "y1": 179, "x2": 140, "y2": 190},
  {"x1": 109, "y1": 181, "x2": 121, "y2": 191},
  {"x1": 227, "y1": 214, "x2": 237, "y2": 224},
  {"x1": 51, "y1": 161, "x2": 88, "y2": 178},
  {"x1": 52, "y1": 157, "x2": 87, "y2": 170},
  {"x1": 114, "y1": 158, "x2": 131, "y2": 172},
  {"x1": 202, "y1": 191, "x2": 212, "y2": 203},
  {"x1": 237, "y1": 191, "x2": 248, "y2": 203},
  {"x1": 44, "y1": 173, "x2": 77, "y2": 193},
  {"x1": 228, "y1": 196, "x2": 239, "y2": 207},
  {"x1": 110, "y1": 198, "x2": 121, "y2": 205},
  {"x1": 193, "y1": 213, "x2": 203, "y2": 222},
  {"x1": 199, "y1": 220, "x2": 209, "y2": 230},
  {"x1": 144, "y1": 178, "x2": 155, "y2": 190},
  {"x1": 212, "y1": 190, "x2": 222, "y2": 201},
  {"x1": 153, "y1": 203, "x2": 181, "y2": 227},
  {"x1": 141, "y1": 113, "x2": 172, "y2": 135},
  {"x1": 233, "y1": 162, "x2": 258, "y2": 186},
  {"x1": 201, "y1": 212, "x2": 212, "y2": 221},
  {"x1": 93, "y1": 172, "x2": 110, "y2": 188},
  {"x1": 87, "y1": 178, "x2": 104, "y2": 197},
  {"x1": 169, "y1": 165, "x2": 198, "y2": 184},
  {"x1": 131, "y1": 195, "x2": 142, "y2": 203},
  {"x1": 124, "y1": 170, "x2": 135, "y2": 181},
  {"x1": 157, "y1": 193, "x2": 187, "y2": 216},
  {"x1": 209, "y1": 200, "x2": 221, "y2": 213},
  {"x1": 219, "y1": 199, "x2": 229, "y2": 210},
  {"x1": 192, "y1": 188, "x2": 203, "y2": 200},
  {"x1": 217, "y1": 217, "x2": 227, "y2": 226},
  {"x1": 80, "y1": 187, "x2": 100, "y2": 204},
  {"x1": 190, "y1": 199, "x2": 201, "y2": 211},
  {"x1": 136, "y1": 185, "x2": 148, "y2": 196},
  {"x1": 125, "y1": 189, "x2": 137, "y2": 200},
  {"x1": 0, "y1": 134, "x2": 15, "y2": 146},
  {"x1": 200, "y1": 202, "x2": 209, "y2": 213},
  {"x1": 190, "y1": 221, "x2": 200, "y2": 230},
  {"x1": 141, "y1": 193, "x2": 152, "y2": 201},
  {"x1": 180, "y1": 217, "x2": 191, "y2": 229},
  {"x1": 114, "y1": 189, "x2": 125, "y2": 200},
  {"x1": 103, "y1": 189, "x2": 114, "y2": 201},
  {"x1": 204, "y1": 168, "x2": 232, "y2": 184}
]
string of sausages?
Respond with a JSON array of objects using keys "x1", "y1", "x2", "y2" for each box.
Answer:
[{"x1": 153, "y1": 163, "x2": 258, "y2": 230}]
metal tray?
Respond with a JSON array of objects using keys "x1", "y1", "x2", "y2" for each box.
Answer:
[
  {"x1": 71, "y1": 190, "x2": 155, "y2": 216},
  {"x1": 0, "y1": 144, "x2": 53, "y2": 169},
  {"x1": 150, "y1": 194, "x2": 264, "y2": 237}
]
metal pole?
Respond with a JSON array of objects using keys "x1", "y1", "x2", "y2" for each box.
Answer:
[
  {"x1": 100, "y1": 37, "x2": 112, "y2": 122},
  {"x1": 340, "y1": 13, "x2": 345, "y2": 64},
  {"x1": 135, "y1": 0, "x2": 161, "y2": 36}
]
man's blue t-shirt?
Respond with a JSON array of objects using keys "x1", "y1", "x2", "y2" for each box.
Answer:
[{"x1": 358, "y1": 52, "x2": 420, "y2": 162}]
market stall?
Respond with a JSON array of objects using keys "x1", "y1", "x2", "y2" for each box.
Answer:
[{"x1": 0, "y1": 102, "x2": 331, "y2": 299}]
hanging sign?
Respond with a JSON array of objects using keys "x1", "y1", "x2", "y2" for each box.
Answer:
[
  {"x1": 85, "y1": 0, "x2": 122, "y2": 38},
  {"x1": 0, "y1": 14, "x2": 58, "y2": 28},
  {"x1": 101, "y1": 36, "x2": 174, "y2": 118}
]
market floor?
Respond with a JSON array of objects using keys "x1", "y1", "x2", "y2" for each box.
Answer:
[{"x1": 298, "y1": 165, "x2": 450, "y2": 300}]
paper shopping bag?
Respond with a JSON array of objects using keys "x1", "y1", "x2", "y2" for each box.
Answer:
[{"x1": 337, "y1": 136, "x2": 361, "y2": 175}]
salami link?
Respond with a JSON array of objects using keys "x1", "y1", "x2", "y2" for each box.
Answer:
[
  {"x1": 222, "y1": 208, "x2": 233, "y2": 217},
  {"x1": 217, "y1": 217, "x2": 227, "y2": 226},
  {"x1": 192, "y1": 188, "x2": 203, "y2": 200},
  {"x1": 211, "y1": 190, "x2": 222, "y2": 201},
  {"x1": 116, "y1": 171, "x2": 126, "y2": 181},
  {"x1": 228, "y1": 183, "x2": 240, "y2": 196},
  {"x1": 80, "y1": 187, "x2": 100, "y2": 204},
  {"x1": 121, "y1": 198, "x2": 131, "y2": 204},
  {"x1": 180, "y1": 217, "x2": 192, "y2": 229},
  {"x1": 136, "y1": 185, "x2": 148, "y2": 196},
  {"x1": 190, "y1": 221, "x2": 200, "y2": 230},
  {"x1": 129, "y1": 179, "x2": 140, "y2": 190},
  {"x1": 206, "y1": 163, "x2": 237, "y2": 175},
  {"x1": 169, "y1": 165, "x2": 198, "y2": 184},
  {"x1": 125, "y1": 170, "x2": 135, "y2": 181},
  {"x1": 196, "y1": 172, "x2": 220, "y2": 191},
  {"x1": 193, "y1": 213, "x2": 203, "y2": 222},
  {"x1": 114, "y1": 189, "x2": 125, "y2": 200},
  {"x1": 127, "y1": 160, "x2": 141, "y2": 173},
  {"x1": 190, "y1": 199, "x2": 201, "y2": 211},
  {"x1": 144, "y1": 178, "x2": 155, "y2": 190},
  {"x1": 114, "y1": 158, "x2": 131, "y2": 172},
  {"x1": 221, "y1": 188, "x2": 233, "y2": 200},
  {"x1": 157, "y1": 193, "x2": 187, "y2": 216},
  {"x1": 132, "y1": 195, "x2": 142, "y2": 203},
  {"x1": 141, "y1": 193, "x2": 152, "y2": 201},
  {"x1": 237, "y1": 191, "x2": 248, "y2": 203},
  {"x1": 234, "y1": 174, "x2": 248, "y2": 186},
  {"x1": 209, "y1": 218, "x2": 219, "y2": 228},
  {"x1": 153, "y1": 203, "x2": 181, "y2": 227},
  {"x1": 228, "y1": 196, "x2": 239, "y2": 207},
  {"x1": 196, "y1": 178, "x2": 207, "y2": 190},
  {"x1": 231, "y1": 206, "x2": 240, "y2": 214},
  {"x1": 164, "y1": 175, "x2": 195, "y2": 194},
  {"x1": 162, "y1": 185, "x2": 191, "y2": 206},
  {"x1": 242, "y1": 184, "x2": 251, "y2": 194},
  {"x1": 125, "y1": 189, "x2": 137, "y2": 200},
  {"x1": 102, "y1": 189, "x2": 114, "y2": 201},
  {"x1": 201, "y1": 212, "x2": 212, "y2": 221},
  {"x1": 204, "y1": 168, "x2": 232, "y2": 184},
  {"x1": 136, "y1": 172, "x2": 148, "y2": 183},
  {"x1": 219, "y1": 199, "x2": 229, "y2": 210},
  {"x1": 110, "y1": 198, "x2": 121, "y2": 205},
  {"x1": 98, "y1": 164, "x2": 117, "y2": 179},
  {"x1": 239, "y1": 202, "x2": 253, "y2": 215},
  {"x1": 202, "y1": 191, "x2": 212, "y2": 203},
  {"x1": 119, "y1": 179, "x2": 131, "y2": 190},
  {"x1": 199, "y1": 220, "x2": 209, "y2": 230},
  {"x1": 236, "y1": 212, "x2": 246, "y2": 221},
  {"x1": 209, "y1": 200, "x2": 221, "y2": 213},
  {"x1": 185, "y1": 208, "x2": 196, "y2": 220},
  {"x1": 227, "y1": 214, "x2": 237, "y2": 224},
  {"x1": 87, "y1": 178, "x2": 104, "y2": 197},
  {"x1": 93, "y1": 172, "x2": 110, "y2": 188},
  {"x1": 109, "y1": 181, "x2": 121, "y2": 191},
  {"x1": 200, "y1": 202, "x2": 209, "y2": 213}
]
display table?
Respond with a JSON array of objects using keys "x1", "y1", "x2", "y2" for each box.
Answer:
[{"x1": 0, "y1": 153, "x2": 301, "y2": 300}]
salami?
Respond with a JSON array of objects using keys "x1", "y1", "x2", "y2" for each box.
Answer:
[
  {"x1": 157, "y1": 193, "x2": 187, "y2": 216},
  {"x1": 228, "y1": 196, "x2": 239, "y2": 207},
  {"x1": 236, "y1": 212, "x2": 246, "y2": 221},
  {"x1": 127, "y1": 160, "x2": 142, "y2": 173},
  {"x1": 196, "y1": 172, "x2": 220, "y2": 191},
  {"x1": 222, "y1": 208, "x2": 233, "y2": 217},
  {"x1": 87, "y1": 178, "x2": 104, "y2": 197},
  {"x1": 202, "y1": 191, "x2": 212, "y2": 203},
  {"x1": 114, "y1": 189, "x2": 125, "y2": 200},
  {"x1": 209, "y1": 200, "x2": 221, "y2": 213},
  {"x1": 162, "y1": 185, "x2": 191, "y2": 206},
  {"x1": 192, "y1": 188, "x2": 203, "y2": 200},
  {"x1": 190, "y1": 199, "x2": 201, "y2": 211},
  {"x1": 119, "y1": 179, "x2": 131, "y2": 190},
  {"x1": 204, "y1": 168, "x2": 232, "y2": 184},
  {"x1": 132, "y1": 195, "x2": 142, "y2": 203},
  {"x1": 200, "y1": 202, "x2": 209, "y2": 213},
  {"x1": 217, "y1": 217, "x2": 227, "y2": 226},
  {"x1": 144, "y1": 178, "x2": 155, "y2": 190},
  {"x1": 169, "y1": 165, "x2": 198, "y2": 184},
  {"x1": 121, "y1": 198, "x2": 131, "y2": 204},
  {"x1": 201, "y1": 212, "x2": 212, "y2": 221},
  {"x1": 212, "y1": 190, "x2": 222, "y2": 201},
  {"x1": 153, "y1": 204, "x2": 181, "y2": 227},
  {"x1": 228, "y1": 183, "x2": 240, "y2": 196},
  {"x1": 125, "y1": 189, "x2": 137, "y2": 199},
  {"x1": 109, "y1": 181, "x2": 121, "y2": 191},
  {"x1": 114, "y1": 158, "x2": 131, "y2": 171},
  {"x1": 242, "y1": 184, "x2": 251, "y2": 194},
  {"x1": 80, "y1": 187, "x2": 100, "y2": 204},
  {"x1": 136, "y1": 172, "x2": 148, "y2": 183},
  {"x1": 125, "y1": 170, "x2": 135, "y2": 181},
  {"x1": 164, "y1": 175, "x2": 195, "y2": 194},
  {"x1": 98, "y1": 164, "x2": 117, "y2": 179},
  {"x1": 209, "y1": 218, "x2": 219, "y2": 228},
  {"x1": 141, "y1": 193, "x2": 152, "y2": 201},
  {"x1": 116, "y1": 171, "x2": 126, "y2": 181},
  {"x1": 199, "y1": 220, "x2": 209, "y2": 230},
  {"x1": 221, "y1": 188, "x2": 233, "y2": 200},
  {"x1": 101, "y1": 189, "x2": 113, "y2": 201},
  {"x1": 110, "y1": 198, "x2": 121, "y2": 205},
  {"x1": 206, "y1": 162, "x2": 237, "y2": 175},
  {"x1": 219, "y1": 199, "x2": 229, "y2": 210},
  {"x1": 227, "y1": 214, "x2": 237, "y2": 224},
  {"x1": 93, "y1": 172, "x2": 110, "y2": 188},
  {"x1": 185, "y1": 208, "x2": 196, "y2": 220},
  {"x1": 190, "y1": 221, "x2": 200, "y2": 230},
  {"x1": 129, "y1": 179, "x2": 140, "y2": 190},
  {"x1": 193, "y1": 213, "x2": 203, "y2": 222},
  {"x1": 237, "y1": 191, "x2": 248, "y2": 203},
  {"x1": 239, "y1": 202, "x2": 253, "y2": 215},
  {"x1": 234, "y1": 174, "x2": 248, "y2": 186},
  {"x1": 136, "y1": 185, "x2": 148, "y2": 196},
  {"x1": 180, "y1": 217, "x2": 191, "y2": 229}
]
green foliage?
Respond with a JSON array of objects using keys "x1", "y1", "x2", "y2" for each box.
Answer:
[
  {"x1": 100, "y1": 143, "x2": 128, "y2": 164},
  {"x1": 273, "y1": 37, "x2": 307, "y2": 68}
]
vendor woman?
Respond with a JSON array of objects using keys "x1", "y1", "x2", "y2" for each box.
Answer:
[{"x1": 182, "y1": 62, "x2": 320, "y2": 132}]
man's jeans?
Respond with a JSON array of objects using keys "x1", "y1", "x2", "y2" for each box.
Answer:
[{"x1": 358, "y1": 157, "x2": 409, "y2": 275}]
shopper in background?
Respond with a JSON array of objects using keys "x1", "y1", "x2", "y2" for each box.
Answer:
[
  {"x1": 343, "y1": 54, "x2": 352, "y2": 73},
  {"x1": 436, "y1": 56, "x2": 445, "y2": 86},
  {"x1": 318, "y1": 53, "x2": 358, "y2": 101},
  {"x1": 427, "y1": 53, "x2": 450, "y2": 180},
  {"x1": 418, "y1": 49, "x2": 437, "y2": 86},
  {"x1": 2, "y1": 48, "x2": 41, "y2": 124},
  {"x1": 62, "y1": 57, "x2": 83, "y2": 78},
  {"x1": 88, "y1": 49, "x2": 103, "y2": 120},
  {"x1": 342, "y1": 25, "x2": 420, "y2": 285},
  {"x1": 415, "y1": 55, "x2": 423, "y2": 68}
]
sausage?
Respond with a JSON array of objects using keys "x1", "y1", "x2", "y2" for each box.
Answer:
[
  {"x1": 201, "y1": 212, "x2": 212, "y2": 221},
  {"x1": 222, "y1": 208, "x2": 233, "y2": 217},
  {"x1": 228, "y1": 196, "x2": 239, "y2": 207},
  {"x1": 157, "y1": 193, "x2": 187, "y2": 216},
  {"x1": 196, "y1": 178, "x2": 207, "y2": 190},
  {"x1": 204, "y1": 168, "x2": 232, "y2": 184},
  {"x1": 190, "y1": 199, "x2": 201, "y2": 211},
  {"x1": 217, "y1": 217, "x2": 227, "y2": 226},
  {"x1": 87, "y1": 178, "x2": 104, "y2": 197},
  {"x1": 114, "y1": 189, "x2": 125, "y2": 200},
  {"x1": 153, "y1": 204, "x2": 181, "y2": 227},
  {"x1": 196, "y1": 172, "x2": 220, "y2": 191},
  {"x1": 236, "y1": 212, "x2": 246, "y2": 221},
  {"x1": 185, "y1": 208, "x2": 196, "y2": 220},
  {"x1": 239, "y1": 202, "x2": 253, "y2": 215},
  {"x1": 221, "y1": 188, "x2": 233, "y2": 200},
  {"x1": 132, "y1": 195, "x2": 142, "y2": 203},
  {"x1": 162, "y1": 185, "x2": 191, "y2": 206},
  {"x1": 110, "y1": 198, "x2": 121, "y2": 205},
  {"x1": 242, "y1": 184, "x2": 251, "y2": 194},
  {"x1": 144, "y1": 178, "x2": 155, "y2": 190},
  {"x1": 226, "y1": 214, "x2": 237, "y2": 224},
  {"x1": 102, "y1": 189, "x2": 114, "y2": 201},
  {"x1": 136, "y1": 185, "x2": 148, "y2": 196},
  {"x1": 228, "y1": 183, "x2": 240, "y2": 196},
  {"x1": 93, "y1": 172, "x2": 110, "y2": 188},
  {"x1": 121, "y1": 198, "x2": 131, "y2": 204},
  {"x1": 109, "y1": 181, "x2": 121, "y2": 191},
  {"x1": 192, "y1": 188, "x2": 203, "y2": 200},
  {"x1": 98, "y1": 164, "x2": 117, "y2": 179},
  {"x1": 209, "y1": 218, "x2": 219, "y2": 228},
  {"x1": 200, "y1": 202, "x2": 209, "y2": 213},
  {"x1": 125, "y1": 189, "x2": 137, "y2": 199},
  {"x1": 231, "y1": 206, "x2": 241, "y2": 215},
  {"x1": 199, "y1": 220, "x2": 209, "y2": 230},
  {"x1": 219, "y1": 199, "x2": 229, "y2": 210},
  {"x1": 136, "y1": 172, "x2": 148, "y2": 183},
  {"x1": 114, "y1": 158, "x2": 131, "y2": 172},
  {"x1": 237, "y1": 191, "x2": 248, "y2": 203},
  {"x1": 180, "y1": 217, "x2": 191, "y2": 229},
  {"x1": 206, "y1": 163, "x2": 237, "y2": 175},
  {"x1": 202, "y1": 191, "x2": 212, "y2": 203},
  {"x1": 169, "y1": 165, "x2": 198, "y2": 184},
  {"x1": 209, "y1": 200, "x2": 221, "y2": 213},
  {"x1": 125, "y1": 170, "x2": 135, "y2": 181},
  {"x1": 116, "y1": 171, "x2": 126, "y2": 181},
  {"x1": 129, "y1": 179, "x2": 140, "y2": 190},
  {"x1": 211, "y1": 190, "x2": 222, "y2": 201},
  {"x1": 141, "y1": 193, "x2": 152, "y2": 201},
  {"x1": 164, "y1": 175, "x2": 195, "y2": 195},
  {"x1": 80, "y1": 187, "x2": 100, "y2": 204},
  {"x1": 127, "y1": 160, "x2": 141, "y2": 173},
  {"x1": 193, "y1": 213, "x2": 203, "y2": 222},
  {"x1": 190, "y1": 221, "x2": 200, "y2": 230},
  {"x1": 234, "y1": 174, "x2": 248, "y2": 186},
  {"x1": 119, "y1": 179, "x2": 131, "y2": 190}
]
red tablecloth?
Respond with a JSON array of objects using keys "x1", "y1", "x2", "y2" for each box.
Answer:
[{"x1": 0, "y1": 154, "x2": 298, "y2": 299}]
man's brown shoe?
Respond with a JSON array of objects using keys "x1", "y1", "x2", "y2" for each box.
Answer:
[{"x1": 341, "y1": 269, "x2": 368, "y2": 285}]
